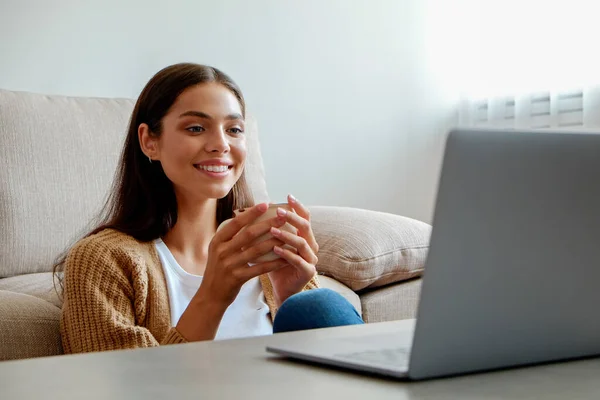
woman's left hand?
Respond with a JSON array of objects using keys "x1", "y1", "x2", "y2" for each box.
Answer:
[{"x1": 266, "y1": 194, "x2": 319, "y2": 306}]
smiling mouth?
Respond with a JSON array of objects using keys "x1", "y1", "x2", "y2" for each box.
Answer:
[{"x1": 194, "y1": 164, "x2": 233, "y2": 173}]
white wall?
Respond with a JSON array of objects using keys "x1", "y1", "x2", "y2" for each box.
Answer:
[{"x1": 0, "y1": 0, "x2": 457, "y2": 223}]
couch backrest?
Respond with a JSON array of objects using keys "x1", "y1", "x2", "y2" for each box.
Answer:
[{"x1": 0, "y1": 89, "x2": 269, "y2": 278}]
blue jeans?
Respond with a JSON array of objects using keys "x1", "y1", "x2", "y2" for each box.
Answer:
[{"x1": 273, "y1": 288, "x2": 364, "y2": 333}]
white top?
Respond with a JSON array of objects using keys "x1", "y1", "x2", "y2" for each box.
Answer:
[{"x1": 154, "y1": 239, "x2": 273, "y2": 340}]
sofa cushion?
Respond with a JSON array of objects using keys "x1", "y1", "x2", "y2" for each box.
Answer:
[
  {"x1": 310, "y1": 206, "x2": 431, "y2": 291},
  {"x1": 0, "y1": 89, "x2": 269, "y2": 278},
  {"x1": 0, "y1": 290, "x2": 63, "y2": 360},
  {"x1": 0, "y1": 272, "x2": 62, "y2": 308},
  {"x1": 359, "y1": 279, "x2": 422, "y2": 323}
]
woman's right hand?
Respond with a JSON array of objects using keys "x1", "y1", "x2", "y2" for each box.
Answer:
[{"x1": 176, "y1": 203, "x2": 288, "y2": 341}]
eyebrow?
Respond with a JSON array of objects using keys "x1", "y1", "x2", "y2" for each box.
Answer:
[{"x1": 178, "y1": 111, "x2": 243, "y2": 120}]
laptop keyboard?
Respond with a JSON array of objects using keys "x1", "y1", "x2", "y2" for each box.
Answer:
[{"x1": 334, "y1": 347, "x2": 410, "y2": 368}]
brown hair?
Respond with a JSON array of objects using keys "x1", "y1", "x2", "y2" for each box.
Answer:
[{"x1": 53, "y1": 63, "x2": 254, "y2": 290}]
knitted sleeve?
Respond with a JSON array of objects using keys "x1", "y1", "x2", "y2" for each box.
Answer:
[
  {"x1": 60, "y1": 237, "x2": 186, "y2": 353},
  {"x1": 304, "y1": 275, "x2": 321, "y2": 291}
]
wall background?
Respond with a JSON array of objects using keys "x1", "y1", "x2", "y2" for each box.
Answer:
[{"x1": 0, "y1": 0, "x2": 460, "y2": 223}]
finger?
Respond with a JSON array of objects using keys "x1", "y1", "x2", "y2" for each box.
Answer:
[
  {"x1": 224, "y1": 215, "x2": 287, "y2": 255},
  {"x1": 238, "y1": 258, "x2": 289, "y2": 281},
  {"x1": 278, "y1": 207, "x2": 309, "y2": 234},
  {"x1": 214, "y1": 203, "x2": 269, "y2": 243},
  {"x1": 270, "y1": 227, "x2": 318, "y2": 265},
  {"x1": 287, "y1": 194, "x2": 311, "y2": 221},
  {"x1": 286, "y1": 195, "x2": 320, "y2": 253},
  {"x1": 227, "y1": 237, "x2": 284, "y2": 268},
  {"x1": 276, "y1": 207, "x2": 319, "y2": 253},
  {"x1": 273, "y1": 245, "x2": 317, "y2": 276}
]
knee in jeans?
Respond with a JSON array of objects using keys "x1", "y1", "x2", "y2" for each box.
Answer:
[
  {"x1": 273, "y1": 288, "x2": 363, "y2": 333},
  {"x1": 279, "y1": 288, "x2": 349, "y2": 313}
]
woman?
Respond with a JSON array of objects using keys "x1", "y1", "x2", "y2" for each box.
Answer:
[{"x1": 57, "y1": 63, "x2": 363, "y2": 353}]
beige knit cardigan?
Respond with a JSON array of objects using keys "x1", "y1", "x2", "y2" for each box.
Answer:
[{"x1": 60, "y1": 228, "x2": 319, "y2": 353}]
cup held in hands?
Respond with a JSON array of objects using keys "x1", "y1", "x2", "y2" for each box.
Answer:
[{"x1": 217, "y1": 203, "x2": 297, "y2": 263}]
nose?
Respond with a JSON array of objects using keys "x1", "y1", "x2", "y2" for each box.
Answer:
[{"x1": 204, "y1": 128, "x2": 230, "y2": 154}]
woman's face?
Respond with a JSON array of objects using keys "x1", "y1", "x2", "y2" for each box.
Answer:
[{"x1": 143, "y1": 83, "x2": 246, "y2": 202}]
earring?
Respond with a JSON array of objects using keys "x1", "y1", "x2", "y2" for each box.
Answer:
[{"x1": 148, "y1": 156, "x2": 152, "y2": 163}]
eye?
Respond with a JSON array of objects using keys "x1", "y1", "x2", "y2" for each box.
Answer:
[
  {"x1": 227, "y1": 127, "x2": 244, "y2": 135},
  {"x1": 186, "y1": 125, "x2": 205, "y2": 133}
]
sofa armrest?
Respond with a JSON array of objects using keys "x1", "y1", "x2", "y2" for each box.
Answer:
[
  {"x1": 309, "y1": 206, "x2": 431, "y2": 291},
  {"x1": 359, "y1": 279, "x2": 422, "y2": 323}
]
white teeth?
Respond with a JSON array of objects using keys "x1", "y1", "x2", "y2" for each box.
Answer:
[{"x1": 197, "y1": 165, "x2": 229, "y2": 172}]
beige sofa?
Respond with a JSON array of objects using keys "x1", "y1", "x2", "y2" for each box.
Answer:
[{"x1": 0, "y1": 89, "x2": 430, "y2": 361}]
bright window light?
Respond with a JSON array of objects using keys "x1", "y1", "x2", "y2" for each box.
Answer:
[{"x1": 424, "y1": 0, "x2": 599, "y2": 100}]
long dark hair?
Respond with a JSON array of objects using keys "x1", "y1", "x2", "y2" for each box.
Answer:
[{"x1": 54, "y1": 63, "x2": 254, "y2": 291}]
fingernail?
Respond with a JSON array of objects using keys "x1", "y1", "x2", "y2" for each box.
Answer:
[
  {"x1": 257, "y1": 203, "x2": 268, "y2": 212},
  {"x1": 273, "y1": 246, "x2": 284, "y2": 254},
  {"x1": 271, "y1": 227, "x2": 281, "y2": 236},
  {"x1": 277, "y1": 207, "x2": 287, "y2": 217},
  {"x1": 288, "y1": 194, "x2": 297, "y2": 203}
]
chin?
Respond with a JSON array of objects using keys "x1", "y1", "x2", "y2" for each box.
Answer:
[{"x1": 202, "y1": 185, "x2": 235, "y2": 200}]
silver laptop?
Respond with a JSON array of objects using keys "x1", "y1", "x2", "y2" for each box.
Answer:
[{"x1": 266, "y1": 128, "x2": 600, "y2": 380}]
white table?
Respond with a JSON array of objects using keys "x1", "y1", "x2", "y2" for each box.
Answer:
[{"x1": 2, "y1": 319, "x2": 600, "y2": 399}]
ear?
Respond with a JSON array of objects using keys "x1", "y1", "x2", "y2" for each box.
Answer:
[{"x1": 138, "y1": 123, "x2": 159, "y2": 161}]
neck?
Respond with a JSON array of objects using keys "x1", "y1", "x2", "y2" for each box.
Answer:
[{"x1": 162, "y1": 195, "x2": 219, "y2": 275}]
